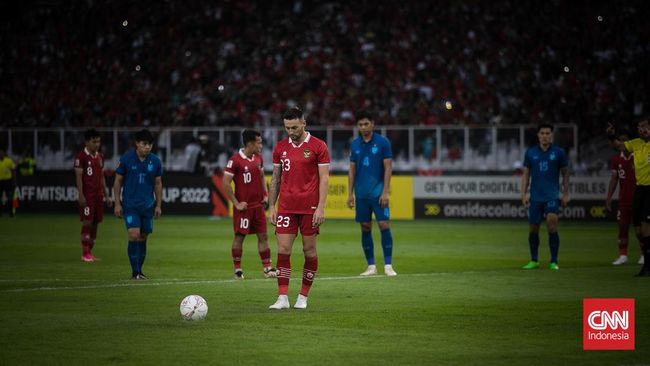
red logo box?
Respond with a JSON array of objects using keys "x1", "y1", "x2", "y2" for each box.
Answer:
[{"x1": 583, "y1": 298, "x2": 634, "y2": 350}]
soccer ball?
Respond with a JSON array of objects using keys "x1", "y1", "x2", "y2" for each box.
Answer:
[{"x1": 179, "y1": 295, "x2": 208, "y2": 321}]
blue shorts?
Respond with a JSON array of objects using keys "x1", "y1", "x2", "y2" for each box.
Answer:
[
  {"x1": 355, "y1": 197, "x2": 390, "y2": 223},
  {"x1": 123, "y1": 206, "x2": 154, "y2": 234},
  {"x1": 528, "y1": 200, "x2": 560, "y2": 225}
]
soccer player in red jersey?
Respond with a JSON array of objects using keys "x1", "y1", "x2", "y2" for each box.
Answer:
[
  {"x1": 74, "y1": 129, "x2": 112, "y2": 262},
  {"x1": 606, "y1": 130, "x2": 643, "y2": 265},
  {"x1": 223, "y1": 129, "x2": 277, "y2": 279},
  {"x1": 268, "y1": 106, "x2": 330, "y2": 309}
]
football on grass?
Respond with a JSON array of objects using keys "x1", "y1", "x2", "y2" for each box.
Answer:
[{"x1": 179, "y1": 295, "x2": 208, "y2": 320}]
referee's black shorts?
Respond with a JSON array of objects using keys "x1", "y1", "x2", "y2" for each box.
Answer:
[{"x1": 632, "y1": 185, "x2": 650, "y2": 226}]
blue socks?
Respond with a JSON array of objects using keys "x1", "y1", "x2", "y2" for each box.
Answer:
[
  {"x1": 361, "y1": 229, "x2": 394, "y2": 265},
  {"x1": 549, "y1": 232, "x2": 559, "y2": 263},
  {"x1": 361, "y1": 231, "x2": 375, "y2": 265},
  {"x1": 139, "y1": 240, "x2": 147, "y2": 271},
  {"x1": 528, "y1": 232, "x2": 540, "y2": 261},
  {"x1": 381, "y1": 229, "x2": 393, "y2": 265},
  {"x1": 127, "y1": 240, "x2": 147, "y2": 274},
  {"x1": 128, "y1": 241, "x2": 140, "y2": 274}
]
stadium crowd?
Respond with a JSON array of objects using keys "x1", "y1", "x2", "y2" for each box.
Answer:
[{"x1": 1, "y1": 0, "x2": 649, "y2": 149}]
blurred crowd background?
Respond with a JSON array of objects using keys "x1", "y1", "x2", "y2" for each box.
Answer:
[{"x1": 1, "y1": 0, "x2": 648, "y2": 173}]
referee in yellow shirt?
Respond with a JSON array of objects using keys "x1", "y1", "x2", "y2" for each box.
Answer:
[
  {"x1": 0, "y1": 148, "x2": 17, "y2": 217},
  {"x1": 608, "y1": 119, "x2": 650, "y2": 276}
]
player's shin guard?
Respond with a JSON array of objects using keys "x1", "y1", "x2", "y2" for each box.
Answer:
[
  {"x1": 300, "y1": 256, "x2": 318, "y2": 297},
  {"x1": 277, "y1": 254, "x2": 291, "y2": 295},
  {"x1": 361, "y1": 231, "x2": 375, "y2": 265},
  {"x1": 127, "y1": 241, "x2": 140, "y2": 274},
  {"x1": 380, "y1": 229, "x2": 393, "y2": 265},
  {"x1": 232, "y1": 248, "x2": 243, "y2": 270},
  {"x1": 528, "y1": 232, "x2": 540, "y2": 261},
  {"x1": 549, "y1": 232, "x2": 560, "y2": 263},
  {"x1": 259, "y1": 248, "x2": 271, "y2": 268},
  {"x1": 81, "y1": 226, "x2": 93, "y2": 255}
]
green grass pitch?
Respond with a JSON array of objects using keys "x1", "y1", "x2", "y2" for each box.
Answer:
[{"x1": 0, "y1": 214, "x2": 648, "y2": 365}]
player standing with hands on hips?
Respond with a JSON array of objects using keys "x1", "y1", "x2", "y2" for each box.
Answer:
[
  {"x1": 113, "y1": 129, "x2": 163, "y2": 280},
  {"x1": 347, "y1": 110, "x2": 396, "y2": 276},
  {"x1": 268, "y1": 106, "x2": 330, "y2": 310},
  {"x1": 521, "y1": 124, "x2": 569, "y2": 270},
  {"x1": 607, "y1": 118, "x2": 650, "y2": 276},
  {"x1": 223, "y1": 129, "x2": 277, "y2": 279}
]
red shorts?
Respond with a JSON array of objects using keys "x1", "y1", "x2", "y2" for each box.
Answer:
[
  {"x1": 275, "y1": 213, "x2": 319, "y2": 236},
  {"x1": 79, "y1": 196, "x2": 104, "y2": 223},
  {"x1": 233, "y1": 205, "x2": 267, "y2": 235},
  {"x1": 617, "y1": 202, "x2": 633, "y2": 226}
]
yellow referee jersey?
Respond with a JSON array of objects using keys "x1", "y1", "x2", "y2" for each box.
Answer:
[
  {"x1": 0, "y1": 157, "x2": 16, "y2": 181},
  {"x1": 625, "y1": 138, "x2": 650, "y2": 186}
]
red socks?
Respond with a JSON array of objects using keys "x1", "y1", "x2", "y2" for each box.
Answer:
[
  {"x1": 277, "y1": 254, "x2": 291, "y2": 295},
  {"x1": 81, "y1": 226, "x2": 92, "y2": 255},
  {"x1": 89, "y1": 225, "x2": 98, "y2": 249},
  {"x1": 231, "y1": 248, "x2": 242, "y2": 270},
  {"x1": 259, "y1": 248, "x2": 272, "y2": 268},
  {"x1": 300, "y1": 256, "x2": 318, "y2": 297}
]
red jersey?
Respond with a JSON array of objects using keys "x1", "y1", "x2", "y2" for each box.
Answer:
[
  {"x1": 74, "y1": 148, "x2": 105, "y2": 198},
  {"x1": 272, "y1": 132, "x2": 330, "y2": 214},
  {"x1": 224, "y1": 149, "x2": 265, "y2": 208},
  {"x1": 610, "y1": 152, "x2": 636, "y2": 203}
]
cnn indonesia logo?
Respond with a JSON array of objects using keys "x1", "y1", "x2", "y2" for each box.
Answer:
[{"x1": 583, "y1": 298, "x2": 634, "y2": 350}]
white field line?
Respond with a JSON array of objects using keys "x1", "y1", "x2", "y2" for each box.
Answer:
[
  {"x1": 1, "y1": 273, "x2": 419, "y2": 293},
  {"x1": 0, "y1": 267, "x2": 615, "y2": 293}
]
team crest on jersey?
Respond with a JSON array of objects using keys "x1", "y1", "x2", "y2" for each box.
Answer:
[
  {"x1": 371, "y1": 145, "x2": 378, "y2": 154},
  {"x1": 303, "y1": 149, "x2": 311, "y2": 158},
  {"x1": 244, "y1": 165, "x2": 249, "y2": 172},
  {"x1": 282, "y1": 151, "x2": 287, "y2": 157},
  {"x1": 147, "y1": 163, "x2": 153, "y2": 172},
  {"x1": 550, "y1": 152, "x2": 556, "y2": 160}
]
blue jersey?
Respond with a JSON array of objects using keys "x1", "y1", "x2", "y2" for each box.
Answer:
[
  {"x1": 349, "y1": 133, "x2": 393, "y2": 199},
  {"x1": 115, "y1": 150, "x2": 163, "y2": 210},
  {"x1": 523, "y1": 144, "x2": 568, "y2": 202}
]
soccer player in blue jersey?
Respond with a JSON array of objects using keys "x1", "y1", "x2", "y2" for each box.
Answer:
[
  {"x1": 347, "y1": 110, "x2": 396, "y2": 276},
  {"x1": 113, "y1": 129, "x2": 163, "y2": 280},
  {"x1": 520, "y1": 124, "x2": 570, "y2": 270}
]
